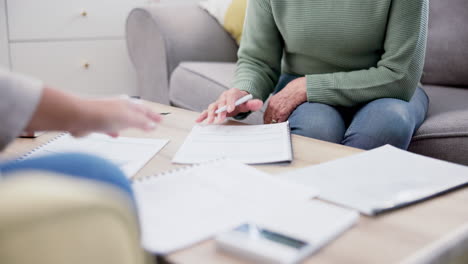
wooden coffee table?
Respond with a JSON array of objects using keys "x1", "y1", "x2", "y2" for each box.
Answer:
[{"x1": 3, "y1": 102, "x2": 468, "y2": 264}]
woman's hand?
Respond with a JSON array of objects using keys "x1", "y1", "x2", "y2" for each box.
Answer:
[
  {"x1": 196, "y1": 88, "x2": 263, "y2": 124},
  {"x1": 25, "y1": 87, "x2": 162, "y2": 138},
  {"x1": 264, "y1": 77, "x2": 307, "y2": 124},
  {"x1": 73, "y1": 96, "x2": 162, "y2": 138}
]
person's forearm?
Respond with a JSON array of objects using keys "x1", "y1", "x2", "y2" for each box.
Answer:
[
  {"x1": 24, "y1": 86, "x2": 162, "y2": 138},
  {"x1": 25, "y1": 87, "x2": 92, "y2": 132},
  {"x1": 233, "y1": 0, "x2": 283, "y2": 102}
]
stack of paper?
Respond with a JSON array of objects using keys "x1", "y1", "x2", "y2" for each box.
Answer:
[
  {"x1": 132, "y1": 159, "x2": 357, "y2": 254},
  {"x1": 281, "y1": 145, "x2": 468, "y2": 215}
]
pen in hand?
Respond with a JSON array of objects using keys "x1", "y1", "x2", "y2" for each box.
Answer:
[{"x1": 215, "y1": 94, "x2": 253, "y2": 114}]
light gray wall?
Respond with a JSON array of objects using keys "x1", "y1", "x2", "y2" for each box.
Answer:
[
  {"x1": 0, "y1": 0, "x2": 10, "y2": 68},
  {"x1": 159, "y1": 0, "x2": 200, "y2": 3}
]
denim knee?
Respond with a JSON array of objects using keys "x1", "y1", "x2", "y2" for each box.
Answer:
[
  {"x1": 288, "y1": 103, "x2": 346, "y2": 143},
  {"x1": 1, "y1": 153, "x2": 133, "y2": 198},
  {"x1": 343, "y1": 99, "x2": 416, "y2": 150}
]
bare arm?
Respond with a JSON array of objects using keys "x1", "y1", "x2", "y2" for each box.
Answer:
[
  {"x1": 1, "y1": 69, "x2": 162, "y2": 150},
  {"x1": 25, "y1": 87, "x2": 161, "y2": 138}
]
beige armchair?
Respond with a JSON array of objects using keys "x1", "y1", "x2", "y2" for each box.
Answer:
[{"x1": 0, "y1": 171, "x2": 151, "y2": 264}]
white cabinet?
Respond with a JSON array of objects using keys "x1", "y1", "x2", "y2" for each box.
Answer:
[
  {"x1": 3, "y1": 0, "x2": 147, "y2": 97},
  {"x1": 1, "y1": 0, "x2": 200, "y2": 97},
  {"x1": 8, "y1": 0, "x2": 147, "y2": 41},
  {"x1": 10, "y1": 40, "x2": 138, "y2": 97}
]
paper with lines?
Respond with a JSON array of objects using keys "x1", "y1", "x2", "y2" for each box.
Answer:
[
  {"x1": 172, "y1": 122, "x2": 293, "y2": 164},
  {"x1": 133, "y1": 159, "x2": 322, "y2": 254},
  {"x1": 21, "y1": 133, "x2": 169, "y2": 178}
]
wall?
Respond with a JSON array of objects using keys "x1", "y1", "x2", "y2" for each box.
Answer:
[{"x1": 0, "y1": 0, "x2": 10, "y2": 68}]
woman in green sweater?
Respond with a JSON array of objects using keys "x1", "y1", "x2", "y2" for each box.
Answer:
[{"x1": 197, "y1": 0, "x2": 429, "y2": 150}]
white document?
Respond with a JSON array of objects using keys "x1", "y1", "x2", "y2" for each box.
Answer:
[
  {"x1": 172, "y1": 122, "x2": 293, "y2": 164},
  {"x1": 281, "y1": 145, "x2": 468, "y2": 215},
  {"x1": 21, "y1": 133, "x2": 169, "y2": 178},
  {"x1": 132, "y1": 159, "x2": 327, "y2": 255}
]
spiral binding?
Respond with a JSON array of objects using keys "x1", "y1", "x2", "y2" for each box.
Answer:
[
  {"x1": 15, "y1": 133, "x2": 68, "y2": 162},
  {"x1": 133, "y1": 158, "x2": 226, "y2": 183}
]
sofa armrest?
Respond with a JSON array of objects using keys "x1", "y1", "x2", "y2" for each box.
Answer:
[
  {"x1": 126, "y1": 4, "x2": 239, "y2": 104},
  {"x1": 0, "y1": 171, "x2": 149, "y2": 264}
]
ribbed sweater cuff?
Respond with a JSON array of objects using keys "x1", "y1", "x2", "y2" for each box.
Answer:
[
  {"x1": 234, "y1": 80, "x2": 268, "y2": 102},
  {"x1": 306, "y1": 74, "x2": 337, "y2": 104}
]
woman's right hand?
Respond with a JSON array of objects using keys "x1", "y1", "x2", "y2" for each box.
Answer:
[
  {"x1": 196, "y1": 88, "x2": 263, "y2": 124},
  {"x1": 25, "y1": 87, "x2": 162, "y2": 138},
  {"x1": 73, "y1": 96, "x2": 162, "y2": 138}
]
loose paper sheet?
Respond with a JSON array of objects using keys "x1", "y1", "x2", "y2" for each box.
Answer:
[
  {"x1": 281, "y1": 145, "x2": 468, "y2": 215},
  {"x1": 173, "y1": 122, "x2": 292, "y2": 164},
  {"x1": 133, "y1": 159, "x2": 324, "y2": 254},
  {"x1": 24, "y1": 133, "x2": 169, "y2": 178}
]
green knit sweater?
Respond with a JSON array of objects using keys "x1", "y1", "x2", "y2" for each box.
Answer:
[{"x1": 233, "y1": 0, "x2": 428, "y2": 107}]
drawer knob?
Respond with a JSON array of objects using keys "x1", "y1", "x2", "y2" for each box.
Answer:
[
  {"x1": 82, "y1": 61, "x2": 90, "y2": 69},
  {"x1": 80, "y1": 10, "x2": 88, "y2": 17}
]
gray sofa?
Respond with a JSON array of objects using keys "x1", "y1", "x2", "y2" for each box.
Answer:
[{"x1": 126, "y1": 1, "x2": 468, "y2": 165}]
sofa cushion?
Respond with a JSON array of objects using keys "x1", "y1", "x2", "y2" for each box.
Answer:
[
  {"x1": 410, "y1": 85, "x2": 468, "y2": 165},
  {"x1": 199, "y1": 0, "x2": 247, "y2": 45},
  {"x1": 169, "y1": 62, "x2": 265, "y2": 124},
  {"x1": 421, "y1": 0, "x2": 468, "y2": 87}
]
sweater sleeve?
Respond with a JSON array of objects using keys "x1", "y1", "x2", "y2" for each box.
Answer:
[
  {"x1": 0, "y1": 69, "x2": 44, "y2": 150},
  {"x1": 306, "y1": 0, "x2": 429, "y2": 107},
  {"x1": 233, "y1": 0, "x2": 284, "y2": 102}
]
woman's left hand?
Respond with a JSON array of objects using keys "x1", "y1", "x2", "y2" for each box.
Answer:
[{"x1": 264, "y1": 77, "x2": 308, "y2": 124}]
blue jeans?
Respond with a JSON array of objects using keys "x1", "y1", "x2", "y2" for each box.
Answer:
[
  {"x1": 0, "y1": 153, "x2": 134, "y2": 200},
  {"x1": 275, "y1": 74, "x2": 429, "y2": 150}
]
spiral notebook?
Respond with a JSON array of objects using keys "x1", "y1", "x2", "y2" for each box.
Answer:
[
  {"x1": 172, "y1": 122, "x2": 293, "y2": 164},
  {"x1": 18, "y1": 133, "x2": 169, "y2": 178},
  {"x1": 132, "y1": 159, "x2": 357, "y2": 255}
]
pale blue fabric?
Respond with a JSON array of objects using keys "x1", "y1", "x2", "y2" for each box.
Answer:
[{"x1": 0, "y1": 153, "x2": 134, "y2": 199}]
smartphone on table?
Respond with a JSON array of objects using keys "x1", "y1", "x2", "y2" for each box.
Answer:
[{"x1": 215, "y1": 223, "x2": 315, "y2": 264}]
